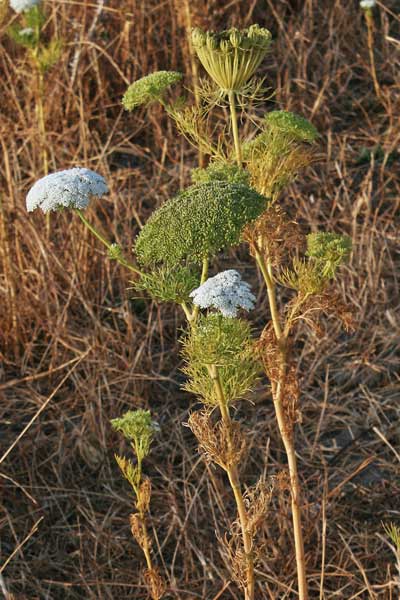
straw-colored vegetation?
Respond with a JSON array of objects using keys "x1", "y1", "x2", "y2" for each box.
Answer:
[{"x1": 0, "y1": 1, "x2": 399, "y2": 599}]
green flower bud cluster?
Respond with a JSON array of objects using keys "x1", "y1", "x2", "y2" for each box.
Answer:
[
  {"x1": 133, "y1": 264, "x2": 199, "y2": 304},
  {"x1": 122, "y1": 71, "x2": 183, "y2": 111},
  {"x1": 264, "y1": 111, "x2": 318, "y2": 143},
  {"x1": 111, "y1": 409, "x2": 156, "y2": 460},
  {"x1": 192, "y1": 25, "x2": 272, "y2": 93},
  {"x1": 191, "y1": 162, "x2": 250, "y2": 186},
  {"x1": 182, "y1": 314, "x2": 260, "y2": 405},
  {"x1": 243, "y1": 110, "x2": 317, "y2": 199},
  {"x1": 306, "y1": 232, "x2": 352, "y2": 279},
  {"x1": 108, "y1": 243, "x2": 123, "y2": 260},
  {"x1": 134, "y1": 181, "x2": 268, "y2": 267}
]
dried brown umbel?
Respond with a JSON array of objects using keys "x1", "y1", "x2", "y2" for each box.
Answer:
[
  {"x1": 188, "y1": 409, "x2": 246, "y2": 470},
  {"x1": 243, "y1": 205, "x2": 304, "y2": 268}
]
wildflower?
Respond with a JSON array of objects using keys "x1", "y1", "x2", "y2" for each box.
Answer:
[
  {"x1": 360, "y1": 0, "x2": 376, "y2": 9},
  {"x1": 122, "y1": 71, "x2": 182, "y2": 111},
  {"x1": 134, "y1": 181, "x2": 267, "y2": 267},
  {"x1": 19, "y1": 27, "x2": 34, "y2": 36},
  {"x1": 190, "y1": 270, "x2": 256, "y2": 318},
  {"x1": 264, "y1": 110, "x2": 318, "y2": 143},
  {"x1": 111, "y1": 409, "x2": 158, "y2": 460},
  {"x1": 26, "y1": 168, "x2": 108, "y2": 213},
  {"x1": 9, "y1": 0, "x2": 40, "y2": 13}
]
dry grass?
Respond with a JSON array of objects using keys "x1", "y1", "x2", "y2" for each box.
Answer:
[{"x1": 0, "y1": 0, "x2": 399, "y2": 598}]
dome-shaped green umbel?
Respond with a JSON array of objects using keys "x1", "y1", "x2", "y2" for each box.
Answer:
[{"x1": 134, "y1": 181, "x2": 268, "y2": 267}]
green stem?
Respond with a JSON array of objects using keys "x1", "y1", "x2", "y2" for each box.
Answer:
[
  {"x1": 208, "y1": 364, "x2": 255, "y2": 600},
  {"x1": 253, "y1": 250, "x2": 309, "y2": 600},
  {"x1": 192, "y1": 256, "x2": 209, "y2": 323},
  {"x1": 75, "y1": 209, "x2": 142, "y2": 276},
  {"x1": 228, "y1": 90, "x2": 242, "y2": 166}
]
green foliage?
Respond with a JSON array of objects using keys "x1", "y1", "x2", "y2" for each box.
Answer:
[
  {"x1": 306, "y1": 232, "x2": 352, "y2": 278},
  {"x1": 383, "y1": 522, "x2": 400, "y2": 552},
  {"x1": 264, "y1": 111, "x2": 318, "y2": 143},
  {"x1": 8, "y1": 23, "x2": 37, "y2": 48},
  {"x1": 111, "y1": 409, "x2": 155, "y2": 460},
  {"x1": 134, "y1": 181, "x2": 268, "y2": 267},
  {"x1": 279, "y1": 258, "x2": 326, "y2": 295},
  {"x1": 182, "y1": 314, "x2": 260, "y2": 405},
  {"x1": 132, "y1": 264, "x2": 199, "y2": 304},
  {"x1": 122, "y1": 71, "x2": 183, "y2": 111},
  {"x1": 191, "y1": 161, "x2": 250, "y2": 186},
  {"x1": 114, "y1": 453, "x2": 141, "y2": 491},
  {"x1": 36, "y1": 38, "x2": 62, "y2": 73},
  {"x1": 192, "y1": 25, "x2": 272, "y2": 93},
  {"x1": 242, "y1": 110, "x2": 317, "y2": 198}
]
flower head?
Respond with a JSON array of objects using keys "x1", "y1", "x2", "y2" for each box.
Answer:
[
  {"x1": 360, "y1": 0, "x2": 376, "y2": 9},
  {"x1": 26, "y1": 168, "x2": 108, "y2": 213},
  {"x1": 9, "y1": 0, "x2": 40, "y2": 13},
  {"x1": 111, "y1": 409, "x2": 158, "y2": 460},
  {"x1": 122, "y1": 71, "x2": 182, "y2": 111},
  {"x1": 264, "y1": 110, "x2": 318, "y2": 143},
  {"x1": 190, "y1": 270, "x2": 256, "y2": 317},
  {"x1": 134, "y1": 181, "x2": 267, "y2": 267},
  {"x1": 192, "y1": 25, "x2": 272, "y2": 93}
]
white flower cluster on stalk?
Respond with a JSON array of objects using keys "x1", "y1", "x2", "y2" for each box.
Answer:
[
  {"x1": 360, "y1": 0, "x2": 376, "y2": 8},
  {"x1": 26, "y1": 168, "x2": 108, "y2": 213},
  {"x1": 9, "y1": 0, "x2": 40, "y2": 13},
  {"x1": 190, "y1": 270, "x2": 256, "y2": 318}
]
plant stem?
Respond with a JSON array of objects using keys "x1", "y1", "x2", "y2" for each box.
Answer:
[
  {"x1": 192, "y1": 256, "x2": 209, "y2": 322},
  {"x1": 75, "y1": 209, "x2": 142, "y2": 276},
  {"x1": 364, "y1": 11, "x2": 382, "y2": 102},
  {"x1": 228, "y1": 90, "x2": 242, "y2": 166},
  {"x1": 208, "y1": 364, "x2": 255, "y2": 600},
  {"x1": 254, "y1": 249, "x2": 282, "y2": 341},
  {"x1": 255, "y1": 249, "x2": 308, "y2": 600}
]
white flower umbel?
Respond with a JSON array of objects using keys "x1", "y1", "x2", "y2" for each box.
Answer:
[
  {"x1": 26, "y1": 168, "x2": 109, "y2": 213},
  {"x1": 360, "y1": 0, "x2": 376, "y2": 8},
  {"x1": 190, "y1": 270, "x2": 256, "y2": 318},
  {"x1": 9, "y1": 0, "x2": 40, "y2": 13}
]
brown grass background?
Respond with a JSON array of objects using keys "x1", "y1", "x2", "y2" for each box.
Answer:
[{"x1": 0, "y1": 0, "x2": 399, "y2": 598}]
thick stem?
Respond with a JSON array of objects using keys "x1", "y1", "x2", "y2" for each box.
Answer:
[
  {"x1": 254, "y1": 249, "x2": 282, "y2": 341},
  {"x1": 192, "y1": 256, "x2": 209, "y2": 322},
  {"x1": 76, "y1": 209, "x2": 142, "y2": 276},
  {"x1": 228, "y1": 90, "x2": 242, "y2": 166},
  {"x1": 365, "y1": 11, "x2": 381, "y2": 101},
  {"x1": 208, "y1": 364, "x2": 255, "y2": 600},
  {"x1": 255, "y1": 252, "x2": 309, "y2": 599}
]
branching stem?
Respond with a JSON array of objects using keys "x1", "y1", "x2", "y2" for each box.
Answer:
[
  {"x1": 228, "y1": 91, "x2": 242, "y2": 166},
  {"x1": 75, "y1": 209, "x2": 142, "y2": 276},
  {"x1": 208, "y1": 364, "x2": 255, "y2": 600},
  {"x1": 255, "y1": 249, "x2": 309, "y2": 600}
]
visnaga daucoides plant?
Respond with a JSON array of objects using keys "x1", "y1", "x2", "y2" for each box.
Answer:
[{"x1": 27, "y1": 23, "x2": 354, "y2": 600}]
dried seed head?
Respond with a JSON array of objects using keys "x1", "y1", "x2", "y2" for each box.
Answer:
[
  {"x1": 188, "y1": 410, "x2": 246, "y2": 469},
  {"x1": 130, "y1": 513, "x2": 146, "y2": 547},
  {"x1": 143, "y1": 568, "x2": 166, "y2": 600},
  {"x1": 192, "y1": 25, "x2": 272, "y2": 93}
]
